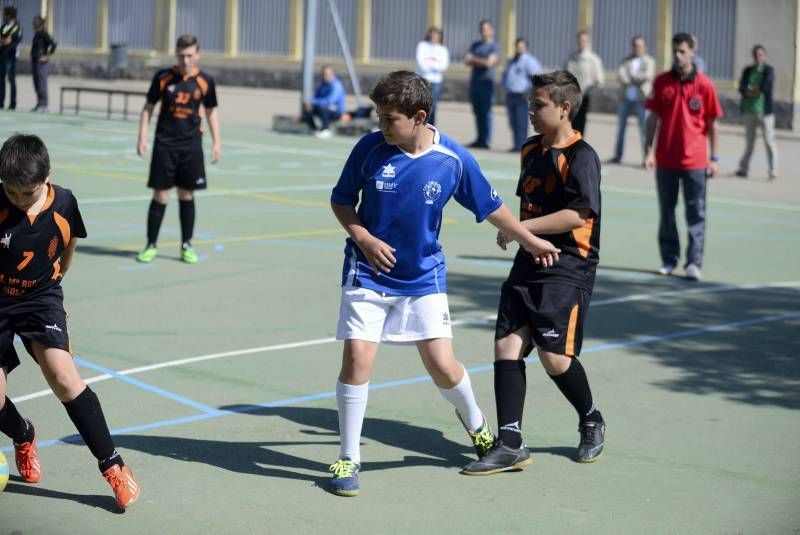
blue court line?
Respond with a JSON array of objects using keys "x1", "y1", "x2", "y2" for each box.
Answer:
[
  {"x1": 3, "y1": 309, "x2": 799, "y2": 452},
  {"x1": 73, "y1": 356, "x2": 223, "y2": 416}
]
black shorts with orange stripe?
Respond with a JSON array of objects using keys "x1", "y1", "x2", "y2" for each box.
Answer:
[
  {"x1": 148, "y1": 141, "x2": 207, "y2": 191},
  {"x1": 495, "y1": 282, "x2": 590, "y2": 357},
  {"x1": 0, "y1": 297, "x2": 73, "y2": 375}
]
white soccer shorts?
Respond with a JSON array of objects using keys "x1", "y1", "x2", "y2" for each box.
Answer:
[{"x1": 336, "y1": 286, "x2": 453, "y2": 343}]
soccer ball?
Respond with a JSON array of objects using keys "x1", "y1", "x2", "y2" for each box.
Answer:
[{"x1": 0, "y1": 450, "x2": 9, "y2": 492}]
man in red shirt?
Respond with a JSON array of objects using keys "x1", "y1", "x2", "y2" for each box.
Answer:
[{"x1": 644, "y1": 32, "x2": 722, "y2": 281}]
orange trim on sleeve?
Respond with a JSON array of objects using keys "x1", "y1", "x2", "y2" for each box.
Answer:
[
  {"x1": 159, "y1": 73, "x2": 174, "y2": 94},
  {"x1": 572, "y1": 217, "x2": 594, "y2": 258},
  {"x1": 520, "y1": 142, "x2": 538, "y2": 166},
  {"x1": 565, "y1": 303, "x2": 579, "y2": 356},
  {"x1": 0, "y1": 208, "x2": 8, "y2": 224},
  {"x1": 196, "y1": 75, "x2": 208, "y2": 97},
  {"x1": 556, "y1": 153, "x2": 569, "y2": 183},
  {"x1": 53, "y1": 211, "x2": 71, "y2": 245}
]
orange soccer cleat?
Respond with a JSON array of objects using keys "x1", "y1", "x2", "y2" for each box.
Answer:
[
  {"x1": 14, "y1": 422, "x2": 42, "y2": 484},
  {"x1": 103, "y1": 464, "x2": 141, "y2": 510}
]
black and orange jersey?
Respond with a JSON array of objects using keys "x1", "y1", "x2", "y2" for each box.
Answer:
[
  {"x1": 146, "y1": 67, "x2": 218, "y2": 146},
  {"x1": 0, "y1": 184, "x2": 87, "y2": 306},
  {"x1": 507, "y1": 132, "x2": 601, "y2": 291}
]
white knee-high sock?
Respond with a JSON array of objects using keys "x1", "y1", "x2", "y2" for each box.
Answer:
[
  {"x1": 437, "y1": 368, "x2": 484, "y2": 431},
  {"x1": 336, "y1": 380, "x2": 369, "y2": 464}
]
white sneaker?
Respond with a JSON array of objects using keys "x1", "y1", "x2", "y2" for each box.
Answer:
[
  {"x1": 658, "y1": 265, "x2": 675, "y2": 276},
  {"x1": 685, "y1": 263, "x2": 702, "y2": 280},
  {"x1": 314, "y1": 129, "x2": 333, "y2": 139}
]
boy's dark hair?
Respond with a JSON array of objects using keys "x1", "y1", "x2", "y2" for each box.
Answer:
[
  {"x1": 0, "y1": 134, "x2": 51, "y2": 187},
  {"x1": 369, "y1": 70, "x2": 432, "y2": 120},
  {"x1": 3, "y1": 6, "x2": 17, "y2": 19},
  {"x1": 532, "y1": 71, "x2": 583, "y2": 121},
  {"x1": 176, "y1": 34, "x2": 198, "y2": 51},
  {"x1": 752, "y1": 44, "x2": 766, "y2": 56},
  {"x1": 672, "y1": 32, "x2": 694, "y2": 49},
  {"x1": 515, "y1": 37, "x2": 528, "y2": 47}
]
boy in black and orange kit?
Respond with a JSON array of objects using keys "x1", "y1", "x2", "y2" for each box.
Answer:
[
  {"x1": 136, "y1": 34, "x2": 221, "y2": 264},
  {"x1": 463, "y1": 71, "x2": 605, "y2": 475},
  {"x1": 0, "y1": 134, "x2": 140, "y2": 509}
]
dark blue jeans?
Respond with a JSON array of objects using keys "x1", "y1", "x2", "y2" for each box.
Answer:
[
  {"x1": 469, "y1": 79, "x2": 494, "y2": 146},
  {"x1": 302, "y1": 105, "x2": 341, "y2": 130},
  {"x1": 506, "y1": 92, "x2": 529, "y2": 151},
  {"x1": 0, "y1": 54, "x2": 17, "y2": 109},
  {"x1": 655, "y1": 168, "x2": 707, "y2": 268},
  {"x1": 613, "y1": 98, "x2": 646, "y2": 161},
  {"x1": 429, "y1": 82, "x2": 442, "y2": 126},
  {"x1": 32, "y1": 60, "x2": 49, "y2": 108}
]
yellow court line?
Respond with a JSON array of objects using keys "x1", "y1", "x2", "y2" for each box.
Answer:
[
  {"x1": 60, "y1": 166, "x2": 144, "y2": 183},
  {"x1": 117, "y1": 228, "x2": 344, "y2": 251},
  {"x1": 114, "y1": 218, "x2": 459, "y2": 252},
  {"x1": 211, "y1": 188, "x2": 330, "y2": 208}
]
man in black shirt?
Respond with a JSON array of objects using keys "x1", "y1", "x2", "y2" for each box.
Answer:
[
  {"x1": 0, "y1": 6, "x2": 21, "y2": 110},
  {"x1": 136, "y1": 34, "x2": 221, "y2": 264},
  {"x1": 30, "y1": 15, "x2": 56, "y2": 112}
]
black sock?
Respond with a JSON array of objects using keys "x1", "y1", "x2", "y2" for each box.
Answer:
[
  {"x1": 548, "y1": 358, "x2": 602, "y2": 424},
  {"x1": 179, "y1": 198, "x2": 195, "y2": 246},
  {"x1": 146, "y1": 199, "x2": 167, "y2": 247},
  {"x1": 494, "y1": 359, "x2": 527, "y2": 449},
  {"x1": 62, "y1": 387, "x2": 124, "y2": 472},
  {"x1": 0, "y1": 397, "x2": 33, "y2": 443}
]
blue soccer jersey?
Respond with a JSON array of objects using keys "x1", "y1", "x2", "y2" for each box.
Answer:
[{"x1": 331, "y1": 126, "x2": 503, "y2": 296}]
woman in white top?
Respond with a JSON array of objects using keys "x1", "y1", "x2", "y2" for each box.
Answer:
[{"x1": 415, "y1": 26, "x2": 450, "y2": 125}]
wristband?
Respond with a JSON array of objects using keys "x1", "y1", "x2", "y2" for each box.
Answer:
[{"x1": 710, "y1": 155, "x2": 719, "y2": 162}]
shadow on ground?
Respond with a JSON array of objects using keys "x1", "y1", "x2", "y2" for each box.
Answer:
[
  {"x1": 447, "y1": 262, "x2": 800, "y2": 409},
  {"x1": 112, "y1": 406, "x2": 476, "y2": 488}
]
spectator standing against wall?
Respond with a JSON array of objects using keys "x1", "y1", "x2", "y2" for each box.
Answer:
[
  {"x1": 0, "y1": 6, "x2": 21, "y2": 110},
  {"x1": 30, "y1": 15, "x2": 56, "y2": 113},
  {"x1": 464, "y1": 20, "x2": 499, "y2": 149},
  {"x1": 502, "y1": 38, "x2": 542, "y2": 152},
  {"x1": 644, "y1": 33, "x2": 722, "y2": 281},
  {"x1": 736, "y1": 45, "x2": 778, "y2": 180},
  {"x1": 564, "y1": 30, "x2": 604, "y2": 135},
  {"x1": 692, "y1": 35, "x2": 706, "y2": 73},
  {"x1": 415, "y1": 26, "x2": 449, "y2": 126},
  {"x1": 609, "y1": 35, "x2": 655, "y2": 164},
  {"x1": 302, "y1": 65, "x2": 346, "y2": 139}
]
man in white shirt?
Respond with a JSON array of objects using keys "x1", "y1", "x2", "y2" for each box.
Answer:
[
  {"x1": 610, "y1": 35, "x2": 655, "y2": 164},
  {"x1": 415, "y1": 26, "x2": 450, "y2": 125}
]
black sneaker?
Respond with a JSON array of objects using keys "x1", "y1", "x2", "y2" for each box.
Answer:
[
  {"x1": 576, "y1": 420, "x2": 605, "y2": 463},
  {"x1": 461, "y1": 441, "x2": 532, "y2": 476}
]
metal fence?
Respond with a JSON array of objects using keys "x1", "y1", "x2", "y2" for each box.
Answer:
[
  {"x1": 517, "y1": 0, "x2": 579, "y2": 69},
  {"x1": 53, "y1": 0, "x2": 97, "y2": 49},
  {"x1": 370, "y1": 0, "x2": 427, "y2": 61},
  {"x1": 673, "y1": 0, "x2": 736, "y2": 79},
  {"x1": 176, "y1": 0, "x2": 226, "y2": 53},
  {"x1": 442, "y1": 0, "x2": 503, "y2": 63},
  {"x1": 109, "y1": 0, "x2": 155, "y2": 50},
  {"x1": 593, "y1": 0, "x2": 658, "y2": 71},
  {"x1": 238, "y1": 0, "x2": 291, "y2": 56},
  {"x1": 316, "y1": 0, "x2": 356, "y2": 58},
  {"x1": 13, "y1": 0, "x2": 742, "y2": 80}
]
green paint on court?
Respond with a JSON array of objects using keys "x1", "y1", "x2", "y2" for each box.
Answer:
[{"x1": 1, "y1": 111, "x2": 798, "y2": 534}]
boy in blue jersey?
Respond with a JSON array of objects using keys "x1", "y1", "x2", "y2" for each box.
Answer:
[
  {"x1": 328, "y1": 70, "x2": 560, "y2": 497},
  {"x1": 462, "y1": 71, "x2": 605, "y2": 476}
]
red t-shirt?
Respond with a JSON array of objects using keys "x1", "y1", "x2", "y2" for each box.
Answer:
[{"x1": 646, "y1": 69, "x2": 723, "y2": 171}]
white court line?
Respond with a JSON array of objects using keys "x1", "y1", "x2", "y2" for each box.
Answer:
[{"x1": 11, "y1": 281, "x2": 799, "y2": 404}]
